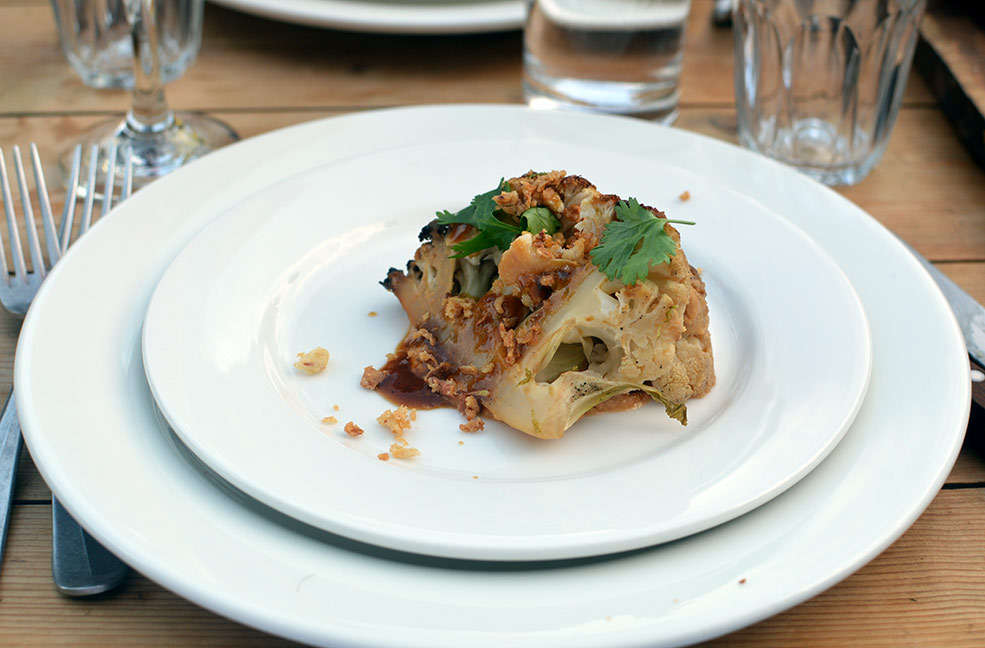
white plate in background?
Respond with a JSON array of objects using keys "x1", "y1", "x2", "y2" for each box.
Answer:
[{"x1": 208, "y1": 0, "x2": 525, "y2": 34}]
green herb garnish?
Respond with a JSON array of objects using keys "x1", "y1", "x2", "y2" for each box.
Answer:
[
  {"x1": 436, "y1": 181, "x2": 561, "y2": 258},
  {"x1": 589, "y1": 198, "x2": 694, "y2": 285},
  {"x1": 519, "y1": 206, "x2": 560, "y2": 236}
]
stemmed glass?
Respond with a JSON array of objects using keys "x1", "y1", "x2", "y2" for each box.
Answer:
[{"x1": 51, "y1": 0, "x2": 237, "y2": 192}]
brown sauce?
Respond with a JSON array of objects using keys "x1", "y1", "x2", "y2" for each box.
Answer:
[
  {"x1": 375, "y1": 349, "x2": 448, "y2": 410},
  {"x1": 584, "y1": 390, "x2": 648, "y2": 415}
]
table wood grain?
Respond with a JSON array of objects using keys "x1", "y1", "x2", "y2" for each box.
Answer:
[{"x1": 1, "y1": 0, "x2": 984, "y2": 645}]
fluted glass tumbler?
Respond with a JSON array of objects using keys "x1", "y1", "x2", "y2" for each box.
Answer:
[
  {"x1": 51, "y1": 0, "x2": 201, "y2": 89},
  {"x1": 733, "y1": 0, "x2": 927, "y2": 186}
]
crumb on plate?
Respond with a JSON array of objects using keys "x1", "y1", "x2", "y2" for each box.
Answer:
[
  {"x1": 344, "y1": 421, "x2": 364, "y2": 437},
  {"x1": 377, "y1": 452, "x2": 390, "y2": 461},
  {"x1": 389, "y1": 443, "x2": 420, "y2": 459},
  {"x1": 377, "y1": 406, "x2": 417, "y2": 436},
  {"x1": 459, "y1": 418, "x2": 484, "y2": 433},
  {"x1": 679, "y1": 190, "x2": 691, "y2": 201},
  {"x1": 294, "y1": 347, "x2": 329, "y2": 374},
  {"x1": 321, "y1": 416, "x2": 338, "y2": 425},
  {"x1": 360, "y1": 365, "x2": 389, "y2": 390}
]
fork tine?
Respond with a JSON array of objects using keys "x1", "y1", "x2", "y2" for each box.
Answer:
[
  {"x1": 30, "y1": 144, "x2": 61, "y2": 268},
  {"x1": 120, "y1": 146, "x2": 133, "y2": 201},
  {"x1": 0, "y1": 151, "x2": 9, "y2": 280},
  {"x1": 98, "y1": 142, "x2": 117, "y2": 223},
  {"x1": 59, "y1": 145, "x2": 82, "y2": 255},
  {"x1": 0, "y1": 148, "x2": 27, "y2": 281},
  {"x1": 12, "y1": 146, "x2": 47, "y2": 280},
  {"x1": 77, "y1": 145, "x2": 98, "y2": 244}
]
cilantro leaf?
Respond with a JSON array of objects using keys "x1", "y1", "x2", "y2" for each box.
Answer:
[
  {"x1": 589, "y1": 198, "x2": 694, "y2": 285},
  {"x1": 435, "y1": 180, "x2": 521, "y2": 258},
  {"x1": 519, "y1": 207, "x2": 560, "y2": 235},
  {"x1": 446, "y1": 217, "x2": 521, "y2": 258},
  {"x1": 435, "y1": 181, "x2": 505, "y2": 229}
]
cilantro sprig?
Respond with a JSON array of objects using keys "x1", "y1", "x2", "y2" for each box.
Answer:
[
  {"x1": 589, "y1": 198, "x2": 694, "y2": 285},
  {"x1": 436, "y1": 181, "x2": 560, "y2": 258}
]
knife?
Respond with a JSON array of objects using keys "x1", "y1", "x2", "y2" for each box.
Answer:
[
  {"x1": 0, "y1": 389, "x2": 22, "y2": 570},
  {"x1": 900, "y1": 239, "x2": 985, "y2": 410}
]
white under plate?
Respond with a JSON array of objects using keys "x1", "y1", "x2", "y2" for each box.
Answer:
[
  {"x1": 16, "y1": 106, "x2": 969, "y2": 647},
  {"x1": 208, "y1": 0, "x2": 525, "y2": 34},
  {"x1": 142, "y1": 148, "x2": 871, "y2": 561}
]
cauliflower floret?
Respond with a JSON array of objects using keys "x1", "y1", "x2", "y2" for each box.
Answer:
[{"x1": 372, "y1": 171, "x2": 714, "y2": 439}]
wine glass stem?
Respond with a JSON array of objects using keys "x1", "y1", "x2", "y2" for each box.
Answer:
[{"x1": 126, "y1": 0, "x2": 174, "y2": 135}]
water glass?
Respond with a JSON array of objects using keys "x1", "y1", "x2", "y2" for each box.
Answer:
[
  {"x1": 51, "y1": 0, "x2": 203, "y2": 89},
  {"x1": 733, "y1": 0, "x2": 927, "y2": 186},
  {"x1": 51, "y1": 0, "x2": 237, "y2": 193},
  {"x1": 523, "y1": 0, "x2": 693, "y2": 123}
]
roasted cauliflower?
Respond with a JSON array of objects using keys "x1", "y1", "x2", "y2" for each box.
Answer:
[{"x1": 367, "y1": 171, "x2": 714, "y2": 439}]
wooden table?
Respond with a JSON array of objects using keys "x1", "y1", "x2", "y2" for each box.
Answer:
[{"x1": 2, "y1": 1, "x2": 984, "y2": 645}]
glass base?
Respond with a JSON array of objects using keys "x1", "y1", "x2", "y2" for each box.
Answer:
[
  {"x1": 738, "y1": 126, "x2": 883, "y2": 187},
  {"x1": 524, "y1": 78, "x2": 680, "y2": 125},
  {"x1": 59, "y1": 112, "x2": 239, "y2": 197}
]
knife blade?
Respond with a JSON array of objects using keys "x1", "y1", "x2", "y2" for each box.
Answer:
[{"x1": 900, "y1": 239, "x2": 985, "y2": 409}]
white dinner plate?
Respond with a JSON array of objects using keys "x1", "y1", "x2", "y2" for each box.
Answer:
[
  {"x1": 142, "y1": 144, "x2": 870, "y2": 561},
  {"x1": 208, "y1": 0, "x2": 525, "y2": 34},
  {"x1": 16, "y1": 106, "x2": 968, "y2": 647}
]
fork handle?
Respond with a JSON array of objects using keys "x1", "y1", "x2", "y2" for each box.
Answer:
[{"x1": 0, "y1": 388, "x2": 23, "y2": 573}]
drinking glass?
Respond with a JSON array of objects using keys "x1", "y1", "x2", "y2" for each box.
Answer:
[
  {"x1": 523, "y1": 0, "x2": 693, "y2": 123},
  {"x1": 52, "y1": 0, "x2": 198, "y2": 89},
  {"x1": 732, "y1": 0, "x2": 927, "y2": 186},
  {"x1": 51, "y1": 0, "x2": 237, "y2": 191}
]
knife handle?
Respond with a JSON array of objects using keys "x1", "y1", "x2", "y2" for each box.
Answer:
[{"x1": 0, "y1": 388, "x2": 23, "y2": 572}]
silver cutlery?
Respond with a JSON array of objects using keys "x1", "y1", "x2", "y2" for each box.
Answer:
[{"x1": 0, "y1": 143, "x2": 131, "y2": 594}]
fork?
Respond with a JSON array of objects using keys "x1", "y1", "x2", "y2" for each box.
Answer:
[{"x1": 0, "y1": 143, "x2": 131, "y2": 595}]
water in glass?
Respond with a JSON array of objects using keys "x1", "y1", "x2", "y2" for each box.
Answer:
[{"x1": 524, "y1": 0, "x2": 692, "y2": 123}]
